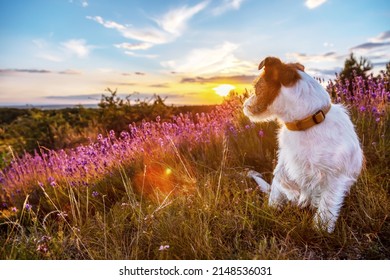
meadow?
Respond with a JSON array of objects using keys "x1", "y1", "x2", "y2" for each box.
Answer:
[{"x1": 0, "y1": 72, "x2": 389, "y2": 260}]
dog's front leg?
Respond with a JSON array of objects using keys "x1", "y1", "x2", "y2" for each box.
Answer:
[{"x1": 314, "y1": 175, "x2": 353, "y2": 233}]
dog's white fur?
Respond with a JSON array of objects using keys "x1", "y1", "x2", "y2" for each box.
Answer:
[{"x1": 243, "y1": 61, "x2": 363, "y2": 232}]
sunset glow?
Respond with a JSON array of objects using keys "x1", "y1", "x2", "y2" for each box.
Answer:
[{"x1": 213, "y1": 84, "x2": 236, "y2": 97}]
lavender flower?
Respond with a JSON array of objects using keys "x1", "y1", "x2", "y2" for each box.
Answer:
[{"x1": 25, "y1": 203, "x2": 32, "y2": 211}]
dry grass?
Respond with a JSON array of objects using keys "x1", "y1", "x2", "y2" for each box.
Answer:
[{"x1": 0, "y1": 106, "x2": 389, "y2": 260}]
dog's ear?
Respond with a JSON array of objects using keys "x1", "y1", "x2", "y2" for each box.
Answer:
[
  {"x1": 259, "y1": 57, "x2": 301, "y2": 86},
  {"x1": 258, "y1": 57, "x2": 282, "y2": 71},
  {"x1": 258, "y1": 57, "x2": 282, "y2": 83}
]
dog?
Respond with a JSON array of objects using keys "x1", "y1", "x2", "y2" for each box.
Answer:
[{"x1": 243, "y1": 57, "x2": 363, "y2": 232}]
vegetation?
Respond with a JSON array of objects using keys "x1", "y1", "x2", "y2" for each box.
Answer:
[{"x1": 0, "y1": 60, "x2": 389, "y2": 259}]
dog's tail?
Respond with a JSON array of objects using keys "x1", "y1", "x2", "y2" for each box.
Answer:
[{"x1": 247, "y1": 170, "x2": 271, "y2": 193}]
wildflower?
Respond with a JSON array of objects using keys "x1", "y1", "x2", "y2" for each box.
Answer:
[
  {"x1": 245, "y1": 124, "x2": 250, "y2": 130},
  {"x1": 57, "y1": 211, "x2": 68, "y2": 218},
  {"x1": 359, "y1": 106, "x2": 366, "y2": 112},
  {"x1": 376, "y1": 117, "x2": 380, "y2": 122},
  {"x1": 38, "y1": 181, "x2": 44, "y2": 188},
  {"x1": 37, "y1": 244, "x2": 49, "y2": 253},
  {"x1": 48, "y1": 176, "x2": 56, "y2": 187},
  {"x1": 92, "y1": 191, "x2": 99, "y2": 198},
  {"x1": 11, "y1": 207, "x2": 18, "y2": 212},
  {"x1": 159, "y1": 245, "x2": 170, "y2": 251},
  {"x1": 25, "y1": 203, "x2": 32, "y2": 211}
]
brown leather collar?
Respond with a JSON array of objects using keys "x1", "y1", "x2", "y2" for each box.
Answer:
[{"x1": 285, "y1": 104, "x2": 331, "y2": 131}]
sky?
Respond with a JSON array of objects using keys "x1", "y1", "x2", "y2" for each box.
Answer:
[{"x1": 0, "y1": 0, "x2": 389, "y2": 106}]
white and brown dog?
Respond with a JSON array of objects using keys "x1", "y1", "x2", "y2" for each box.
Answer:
[{"x1": 244, "y1": 57, "x2": 363, "y2": 232}]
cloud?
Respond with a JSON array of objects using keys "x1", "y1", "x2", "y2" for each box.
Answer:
[
  {"x1": 87, "y1": 1, "x2": 208, "y2": 56},
  {"x1": 350, "y1": 30, "x2": 390, "y2": 61},
  {"x1": 58, "y1": 69, "x2": 82, "y2": 75},
  {"x1": 114, "y1": 42, "x2": 153, "y2": 51},
  {"x1": 161, "y1": 42, "x2": 254, "y2": 75},
  {"x1": 351, "y1": 30, "x2": 390, "y2": 51},
  {"x1": 114, "y1": 42, "x2": 157, "y2": 58},
  {"x1": 81, "y1": 1, "x2": 88, "y2": 8},
  {"x1": 212, "y1": 0, "x2": 245, "y2": 15},
  {"x1": 308, "y1": 67, "x2": 343, "y2": 76},
  {"x1": 154, "y1": 1, "x2": 208, "y2": 35},
  {"x1": 305, "y1": 0, "x2": 327, "y2": 9},
  {"x1": 369, "y1": 30, "x2": 390, "y2": 43},
  {"x1": 181, "y1": 75, "x2": 257, "y2": 84},
  {"x1": 0, "y1": 69, "x2": 51, "y2": 74},
  {"x1": 123, "y1": 51, "x2": 158, "y2": 59},
  {"x1": 37, "y1": 53, "x2": 64, "y2": 62},
  {"x1": 351, "y1": 42, "x2": 390, "y2": 50},
  {"x1": 0, "y1": 69, "x2": 81, "y2": 75},
  {"x1": 286, "y1": 51, "x2": 343, "y2": 63},
  {"x1": 61, "y1": 39, "x2": 91, "y2": 58},
  {"x1": 149, "y1": 83, "x2": 170, "y2": 88},
  {"x1": 87, "y1": 15, "x2": 171, "y2": 45}
]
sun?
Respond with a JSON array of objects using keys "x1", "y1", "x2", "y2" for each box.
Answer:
[{"x1": 213, "y1": 84, "x2": 235, "y2": 97}]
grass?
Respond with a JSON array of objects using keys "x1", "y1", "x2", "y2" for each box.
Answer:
[{"x1": 0, "y1": 85, "x2": 389, "y2": 260}]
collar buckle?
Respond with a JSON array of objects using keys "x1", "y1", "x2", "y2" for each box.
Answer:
[{"x1": 312, "y1": 110, "x2": 326, "y2": 124}]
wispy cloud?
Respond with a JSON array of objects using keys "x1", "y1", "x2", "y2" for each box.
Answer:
[
  {"x1": 33, "y1": 38, "x2": 93, "y2": 61},
  {"x1": 154, "y1": 1, "x2": 208, "y2": 35},
  {"x1": 350, "y1": 30, "x2": 390, "y2": 61},
  {"x1": 114, "y1": 42, "x2": 153, "y2": 51},
  {"x1": 305, "y1": 0, "x2": 327, "y2": 9},
  {"x1": 61, "y1": 39, "x2": 91, "y2": 58},
  {"x1": 0, "y1": 69, "x2": 51, "y2": 74},
  {"x1": 212, "y1": 0, "x2": 245, "y2": 15},
  {"x1": 351, "y1": 30, "x2": 390, "y2": 50},
  {"x1": 123, "y1": 51, "x2": 158, "y2": 59},
  {"x1": 286, "y1": 51, "x2": 343, "y2": 63},
  {"x1": 87, "y1": 1, "x2": 208, "y2": 56},
  {"x1": 161, "y1": 42, "x2": 254, "y2": 75},
  {"x1": 0, "y1": 69, "x2": 81, "y2": 75},
  {"x1": 36, "y1": 53, "x2": 64, "y2": 62},
  {"x1": 87, "y1": 15, "x2": 172, "y2": 45},
  {"x1": 286, "y1": 30, "x2": 390, "y2": 78},
  {"x1": 58, "y1": 69, "x2": 82, "y2": 75},
  {"x1": 181, "y1": 74, "x2": 256, "y2": 84}
]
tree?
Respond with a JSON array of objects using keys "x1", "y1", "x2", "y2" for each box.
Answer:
[{"x1": 339, "y1": 53, "x2": 372, "y2": 81}]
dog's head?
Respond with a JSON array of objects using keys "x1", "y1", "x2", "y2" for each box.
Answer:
[{"x1": 243, "y1": 57, "x2": 306, "y2": 122}]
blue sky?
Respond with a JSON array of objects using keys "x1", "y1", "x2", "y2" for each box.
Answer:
[{"x1": 0, "y1": 0, "x2": 389, "y2": 106}]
